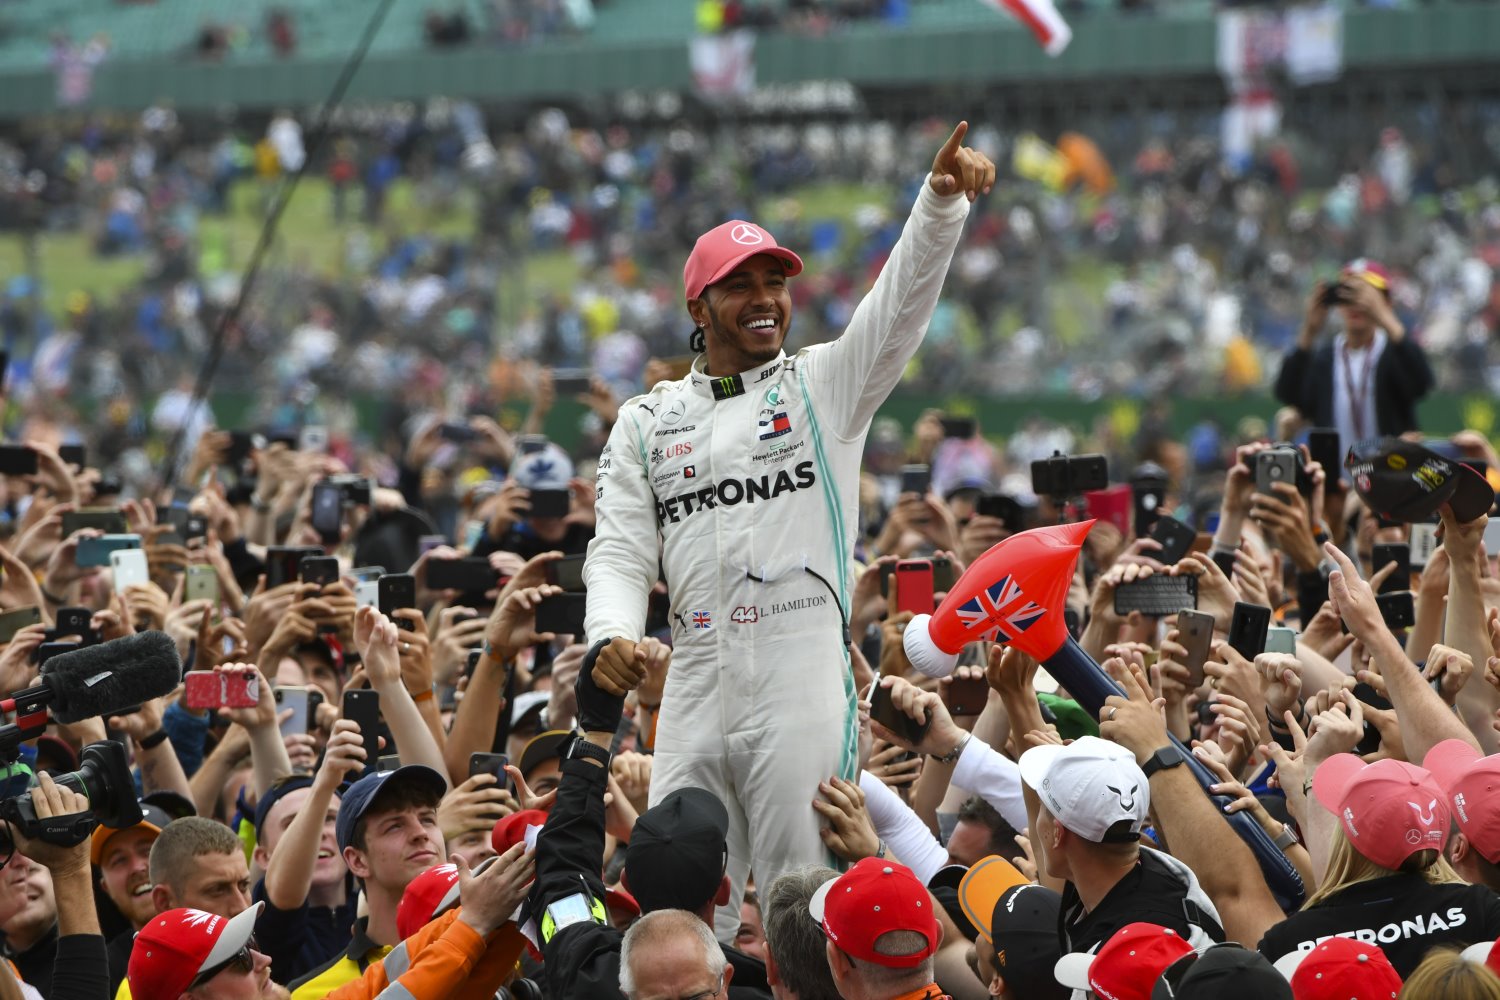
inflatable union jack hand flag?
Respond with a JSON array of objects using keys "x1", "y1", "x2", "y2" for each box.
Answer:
[{"x1": 903, "y1": 520, "x2": 1093, "y2": 678}]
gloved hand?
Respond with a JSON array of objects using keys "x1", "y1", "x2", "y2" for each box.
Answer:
[{"x1": 577, "y1": 638, "x2": 625, "y2": 734}]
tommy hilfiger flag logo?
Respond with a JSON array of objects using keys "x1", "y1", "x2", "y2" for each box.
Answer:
[
  {"x1": 758, "y1": 411, "x2": 792, "y2": 440},
  {"x1": 955, "y1": 576, "x2": 1045, "y2": 642},
  {"x1": 691, "y1": 610, "x2": 713, "y2": 629}
]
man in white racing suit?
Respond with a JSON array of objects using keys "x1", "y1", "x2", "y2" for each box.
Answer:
[{"x1": 582, "y1": 123, "x2": 996, "y2": 941}]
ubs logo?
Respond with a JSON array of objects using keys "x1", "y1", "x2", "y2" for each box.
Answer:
[{"x1": 665, "y1": 442, "x2": 693, "y2": 459}]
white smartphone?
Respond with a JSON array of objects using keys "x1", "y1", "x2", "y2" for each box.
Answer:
[
  {"x1": 110, "y1": 548, "x2": 150, "y2": 593},
  {"x1": 1265, "y1": 625, "x2": 1298, "y2": 655},
  {"x1": 355, "y1": 579, "x2": 379, "y2": 610},
  {"x1": 1410, "y1": 522, "x2": 1440, "y2": 569},
  {"x1": 275, "y1": 686, "x2": 313, "y2": 738},
  {"x1": 299, "y1": 425, "x2": 329, "y2": 454}
]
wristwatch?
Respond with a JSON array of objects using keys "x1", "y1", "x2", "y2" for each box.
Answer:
[
  {"x1": 564, "y1": 736, "x2": 612, "y2": 768},
  {"x1": 1274, "y1": 823, "x2": 1300, "y2": 850},
  {"x1": 1140, "y1": 744, "x2": 1188, "y2": 779}
]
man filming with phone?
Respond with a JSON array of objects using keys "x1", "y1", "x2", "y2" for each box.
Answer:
[
  {"x1": 582, "y1": 122, "x2": 995, "y2": 941},
  {"x1": 1274, "y1": 259, "x2": 1433, "y2": 446}
]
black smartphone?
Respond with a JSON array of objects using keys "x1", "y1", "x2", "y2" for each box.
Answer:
[
  {"x1": 534, "y1": 593, "x2": 588, "y2": 635},
  {"x1": 427, "y1": 557, "x2": 499, "y2": 593},
  {"x1": 53, "y1": 607, "x2": 97, "y2": 646},
  {"x1": 879, "y1": 561, "x2": 898, "y2": 599},
  {"x1": 266, "y1": 546, "x2": 322, "y2": 589},
  {"x1": 546, "y1": 554, "x2": 587, "y2": 592},
  {"x1": 1376, "y1": 592, "x2": 1415, "y2": 630},
  {"x1": 34, "y1": 641, "x2": 81, "y2": 666},
  {"x1": 1149, "y1": 517, "x2": 1196, "y2": 565},
  {"x1": 468, "y1": 752, "x2": 511, "y2": 786},
  {"x1": 1113, "y1": 577, "x2": 1197, "y2": 617},
  {"x1": 899, "y1": 465, "x2": 931, "y2": 496},
  {"x1": 931, "y1": 555, "x2": 956, "y2": 593},
  {"x1": 59, "y1": 444, "x2": 86, "y2": 468},
  {"x1": 1132, "y1": 481, "x2": 1167, "y2": 538},
  {"x1": 976, "y1": 493, "x2": 1023, "y2": 528},
  {"x1": 225, "y1": 430, "x2": 260, "y2": 467},
  {"x1": 439, "y1": 423, "x2": 478, "y2": 444},
  {"x1": 527, "y1": 489, "x2": 571, "y2": 520},
  {"x1": 342, "y1": 690, "x2": 381, "y2": 776},
  {"x1": 939, "y1": 416, "x2": 976, "y2": 440},
  {"x1": 552, "y1": 370, "x2": 594, "y2": 396},
  {"x1": 63, "y1": 508, "x2": 125, "y2": 538},
  {"x1": 0, "y1": 446, "x2": 37, "y2": 477},
  {"x1": 1371, "y1": 543, "x2": 1410, "y2": 596},
  {"x1": 1211, "y1": 550, "x2": 1238, "y2": 579},
  {"x1": 465, "y1": 649, "x2": 483, "y2": 678},
  {"x1": 378, "y1": 574, "x2": 418, "y2": 630},
  {"x1": 1227, "y1": 602, "x2": 1272, "y2": 660},
  {"x1": 0, "y1": 607, "x2": 41, "y2": 645},
  {"x1": 1307, "y1": 428, "x2": 1340, "y2": 479},
  {"x1": 869, "y1": 680, "x2": 931, "y2": 745},
  {"x1": 311, "y1": 482, "x2": 344, "y2": 545},
  {"x1": 299, "y1": 556, "x2": 341, "y2": 587}
]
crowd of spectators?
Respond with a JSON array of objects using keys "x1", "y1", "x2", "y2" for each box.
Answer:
[{"x1": 2, "y1": 91, "x2": 1500, "y2": 1000}]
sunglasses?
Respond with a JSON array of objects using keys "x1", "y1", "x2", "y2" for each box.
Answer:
[{"x1": 189, "y1": 946, "x2": 255, "y2": 990}]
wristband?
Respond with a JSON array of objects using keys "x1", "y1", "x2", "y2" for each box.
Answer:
[
  {"x1": 139, "y1": 730, "x2": 169, "y2": 750},
  {"x1": 40, "y1": 588, "x2": 65, "y2": 607},
  {"x1": 410, "y1": 688, "x2": 435, "y2": 703}
]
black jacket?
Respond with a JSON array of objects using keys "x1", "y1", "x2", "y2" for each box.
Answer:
[
  {"x1": 1273, "y1": 336, "x2": 1434, "y2": 437},
  {"x1": 1258, "y1": 873, "x2": 1500, "y2": 978},
  {"x1": 526, "y1": 752, "x2": 771, "y2": 1000}
]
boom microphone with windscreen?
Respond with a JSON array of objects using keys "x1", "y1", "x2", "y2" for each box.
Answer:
[{"x1": 2, "y1": 631, "x2": 181, "y2": 725}]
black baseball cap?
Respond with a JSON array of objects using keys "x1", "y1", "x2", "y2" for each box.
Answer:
[
  {"x1": 518, "y1": 729, "x2": 573, "y2": 780},
  {"x1": 625, "y1": 787, "x2": 729, "y2": 913},
  {"x1": 989, "y1": 884, "x2": 1067, "y2": 1000},
  {"x1": 1345, "y1": 437, "x2": 1494, "y2": 524},
  {"x1": 1152, "y1": 943, "x2": 1292, "y2": 1000}
]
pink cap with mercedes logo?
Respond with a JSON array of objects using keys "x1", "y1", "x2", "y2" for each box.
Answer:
[{"x1": 683, "y1": 220, "x2": 804, "y2": 301}]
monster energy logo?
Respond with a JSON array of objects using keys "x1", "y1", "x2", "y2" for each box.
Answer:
[{"x1": 710, "y1": 374, "x2": 745, "y2": 401}]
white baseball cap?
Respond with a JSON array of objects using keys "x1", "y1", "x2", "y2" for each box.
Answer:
[{"x1": 1018, "y1": 735, "x2": 1150, "y2": 843}]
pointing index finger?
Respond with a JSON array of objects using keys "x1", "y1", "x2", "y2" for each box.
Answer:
[{"x1": 939, "y1": 121, "x2": 969, "y2": 158}]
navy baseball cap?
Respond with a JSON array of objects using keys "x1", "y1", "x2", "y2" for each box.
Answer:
[
  {"x1": 334, "y1": 765, "x2": 447, "y2": 855},
  {"x1": 253, "y1": 776, "x2": 316, "y2": 837}
]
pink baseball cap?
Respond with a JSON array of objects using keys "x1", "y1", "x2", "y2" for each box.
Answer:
[
  {"x1": 1312, "y1": 755, "x2": 1449, "y2": 870},
  {"x1": 1274, "y1": 938, "x2": 1401, "y2": 1000},
  {"x1": 682, "y1": 220, "x2": 803, "y2": 302},
  {"x1": 1423, "y1": 739, "x2": 1500, "y2": 863}
]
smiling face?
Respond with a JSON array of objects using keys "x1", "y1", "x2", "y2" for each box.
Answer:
[
  {"x1": 99, "y1": 827, "x2": 158, "y2": 930},
  {"x1": 688, "y1": 253, "x2": 792, "y2": 376},
  {"x1": 254, "y1": 788, "x2": 344, "y2": 890}
]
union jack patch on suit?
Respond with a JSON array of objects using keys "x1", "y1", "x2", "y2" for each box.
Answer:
[{"x1": 691, "y1": 610, "x2": 713, "y2": 629}]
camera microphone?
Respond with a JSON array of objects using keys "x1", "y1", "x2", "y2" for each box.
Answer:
[{"x1": 3, "y1": 631, "x2": 181, "y2": 724}]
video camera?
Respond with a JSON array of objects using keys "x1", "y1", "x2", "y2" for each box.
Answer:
[{"x1": 0, "y1": 632, "x2": 180, "y2": 849}]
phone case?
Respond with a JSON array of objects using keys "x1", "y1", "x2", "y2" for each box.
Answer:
[
  {"x1": 300, "y1": 557, "x2": 341, "y2": 587},
  {"x1": 275, "y1": 687, "x2": 313, "y2": 738},
  {"x1": 186, "y1": 566, "x2": 219, "y2": 604},
  {"x1": 1176, "y1": 610, "x2": 1215, "y2": 688},
  {"x1": 343, "y1": 690, "x2": 381, "y2": 773},
  {"x1": 378, "y1": 575, "x2": 417, "y2": 629},
  {"x1": 1227, "y1": 602, "x2": 1272, "y2": 660},
  {"x1": 1377, "y1": 592, "x2": 1415, "y2": 630},
  {"x1": 535, "y1": 594, "x2": 588, "y2": 635},
  {"x1": 0, "y1": 607, "x2": 41, "y2": 644},
  {"x1": 469, "y1": 753, "x2": 509, "y2": 780},
  {"x1": 184, "y1": 670, "x2": 259, "y2": 710},
  {"x1": 1371, "y1": 544, "x2": 1409, "y2": 595},
  {"x1": 1082, "y1": 484, "x2": 1132, "y2": 537},
  {"x1": 110, "y1": 549, "x2": 150, "y2": 593},
  {"x1": 899, "y1": 465, "x2": 931, "y2": 496},
  {"x1": 870, "y1": 682, "x2": 931, "y2": 745},
  {"x1": 894, "y1": 562, "x2": 935, "y2": 616},
  {"x1": 1265, "y1": 626, "x2": 1298, "y2": 655},
  {"x1": 527, "y1": 489, "x2": 572, "y2": 519},
  {"x1": 1150, "y1": 518, "x2": 1196, "y2": 565},
  {"x1": 942, "y1": 677, "x2": 990, "y2": 716}
]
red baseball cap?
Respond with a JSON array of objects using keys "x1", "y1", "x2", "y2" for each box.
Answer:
[
  {"x1": 1312, "y1": 755, "x2": 1449, "y2": 870},
  {"x1": 1423, "y1": 739, "x2": 1500, "y2": 864},
  {"x1": 492, "y1": 809, "x2": 548, "y2": 855},
  {"x1": 1342, "y1": 258, "x2": 1392, "y2": 293},
  {"x1": 128, "y1": 903, "x2": 263, "y2": 998},
  {"x1": 1273, "y1": 938, "x2": 1401, "y2": 1000},
  {"x1": 1054, "y1": 922, "x2": 1193, "y2": 1000},
  {"x1": 808, "y1": 858, "x2": 939, "y2": 968},
  {"x1": 397, "y1": 863, "x2": 461, "y2": 940},
  {"x1": 682, "y1": 220, "x2": 803, "y2": 302}
]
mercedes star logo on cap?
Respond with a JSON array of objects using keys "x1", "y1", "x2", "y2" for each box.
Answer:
[{"x1": 730, "y1": 223, "x2": 764, "y2": 245}]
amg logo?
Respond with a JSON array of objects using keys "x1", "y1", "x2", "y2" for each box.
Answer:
[{"x1": 656, "y1": 462, "x2": 816, "y2": 526}]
